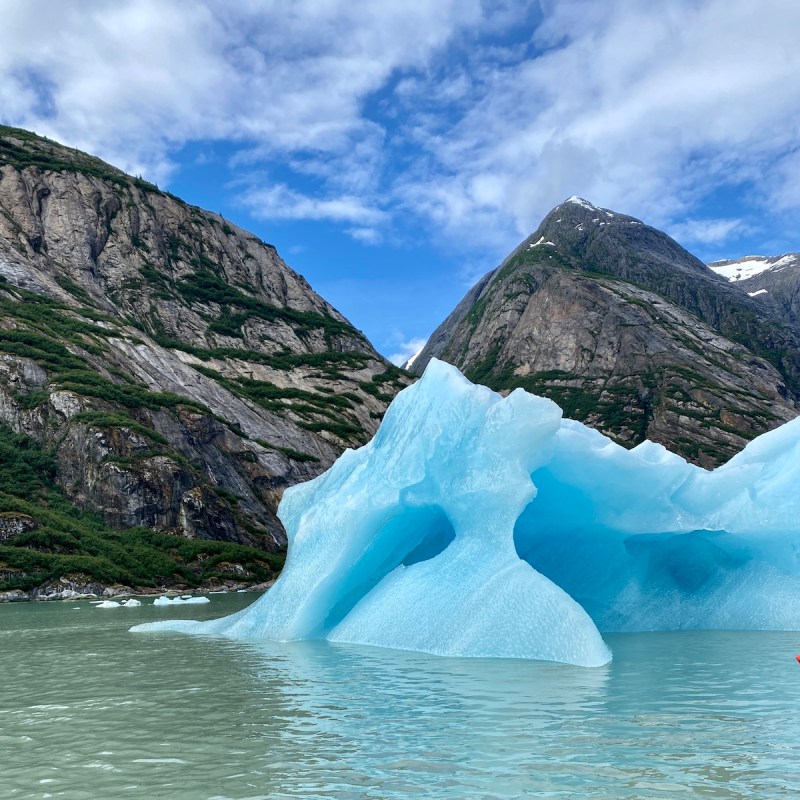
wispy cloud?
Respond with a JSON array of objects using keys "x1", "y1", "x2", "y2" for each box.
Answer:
[
  {"x1": 667, "y1": 218, "x2": 752, "y2": 247},
  {"x1": 2, "y1": 0, "x2": 799, "y2": 255},
  {"x1": 242, "y1": 183, "x2": 388, "y2": 226},
  {"x1": 391, "y1": 0, "x2": 800, "y2": 248},
  {"x1": 388, "y1": 337, "x2": 428, "y2": 367},
  {"x1": 0, "y1": 0, "x2": 484, "y2": 183}
]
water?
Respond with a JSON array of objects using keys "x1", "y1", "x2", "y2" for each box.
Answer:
[{"x1": 2, "y1": 595, "x2": 800, "y2": 799}]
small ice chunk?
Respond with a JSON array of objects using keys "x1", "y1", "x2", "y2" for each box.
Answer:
[
  {"x1": 96, "y1": 600, "x2": 121, "y2": 608},
  {"x1": 122, "y1": 599, "x2": 142, "y2": 607},
  {"x1": 153, "y1": 595, "x2": 210, "y2": 606},
  {"x1": 153, "y1": 596, "x2": 174, "y2": 606}
]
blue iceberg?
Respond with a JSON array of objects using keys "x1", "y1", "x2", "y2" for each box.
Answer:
[{"x1": 133, "y1": 360, "x2": 800, "y2": 667}]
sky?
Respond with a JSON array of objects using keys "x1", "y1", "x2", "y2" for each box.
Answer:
[{"x1": 2, "y1": 1, "x2": 800, "y2": 364}]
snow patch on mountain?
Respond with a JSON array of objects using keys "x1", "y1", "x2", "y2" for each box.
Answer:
[{"x1": 709, "y1": 254, "x2": 800, "y2": 282}]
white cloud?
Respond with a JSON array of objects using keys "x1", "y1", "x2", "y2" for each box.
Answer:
[
  {"x1": 242, "y1": 183, "x2": 387, "y2": 226},
  {"x1": 667, "y1": 218, "x2": 751, "y2": 247},
  {"x1": 2, "y1": 0, "x2": 799, "y2": 255},
  {"x1": 393, "y1": 0, "x2": 800, "y2": 248},
  {"x1": 388, "y1": 337, "x2": 428, "y2": 367},
  {"x1": 764, "y1": 149, "x2": 800, "y2": 212},
  {"x1": 347, "y1": 227, "x2": 383, "y2": 245},
  {"x1": 0, "y1": 0, "x2": 484, "y2": 183}
]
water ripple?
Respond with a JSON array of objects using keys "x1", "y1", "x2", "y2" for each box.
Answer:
[{"x1": 1, "y1": 600, "x2": 800, "y2": 798}]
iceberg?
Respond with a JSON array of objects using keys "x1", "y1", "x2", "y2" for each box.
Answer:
[{"x1": 132, "y1": 360, "x2": 800, "y2": 666}]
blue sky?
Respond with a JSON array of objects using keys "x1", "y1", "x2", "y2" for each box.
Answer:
[{"x1": 2, "y1": 1, "x2": 800, "y2": 363}]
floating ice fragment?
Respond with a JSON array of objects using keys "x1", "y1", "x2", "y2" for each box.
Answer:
[
  {"x1": 96, "y1": 600, "x2": 121, "y2": 608},
  {"x1": 153, "y1": 596, "x2": 172, "y2": 606},
  {"x1": 153, "y1": 595, "x2": 209, "y2": 606},
  {"x1": 122, "y1": 599, "x2": 142, "y2": 607}
]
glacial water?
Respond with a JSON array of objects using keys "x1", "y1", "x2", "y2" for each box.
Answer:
[{"x1": 2, "y1": 594, "x2": 800, "y2": 799}]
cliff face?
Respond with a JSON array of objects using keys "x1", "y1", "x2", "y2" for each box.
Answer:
[
  {"x1": 413, "y1": 198, "x2": 800, "y2": 467},
  {"x1": 0, "y1": 125, "x2": 409, "y2": 557}
]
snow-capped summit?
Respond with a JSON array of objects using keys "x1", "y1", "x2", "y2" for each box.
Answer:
[{"x1": 565, "y1": 196, "x2": 598, "y2": 210}]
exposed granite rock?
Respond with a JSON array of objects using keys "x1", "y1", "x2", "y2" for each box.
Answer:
[
  {"x1": 0, "y1": 589, "x2": 28, "y2": 602},
  {"x1": 0, "y1": 125, "x2": 411, "y2": 550},
  {"x1": 29, "y1": 575, "x2": 134, "y2": 601},
  {"x1": 0, "y1": 512, "x2": 37, "y2": 542},
  {"x1": 413, "y1": 198, "x2": 800, "y2": 467}
]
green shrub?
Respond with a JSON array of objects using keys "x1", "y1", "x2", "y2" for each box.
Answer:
[
  {"x1": 0, "y1": 421, "x2": 284, "y2": 592},
  {"x1": 73, "y1": 412, "x2": 169, "y2": 444}
]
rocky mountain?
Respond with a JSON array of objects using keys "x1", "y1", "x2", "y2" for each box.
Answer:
[
  {"x1": 709, "y1": 254, "x2": 800, "y2": 329},
  {"x1": 412, "y1": 197, "x2": 800, "y2": 467},
  {"x1": 0, "y1": 125, "x2": 409, "y2": 597}
]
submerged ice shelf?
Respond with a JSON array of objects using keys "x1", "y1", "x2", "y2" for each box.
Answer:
[{"x1": 133, "y1": 360, "x2": 800, "y2": 667}]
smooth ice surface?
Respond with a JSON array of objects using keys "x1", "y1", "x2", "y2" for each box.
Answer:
[
  {"x1": 134, "y1": 360, "x2": 610, "y2": 666},
  {"x1": 133, "y1": 360, "x2": 800, "y2": 666}
]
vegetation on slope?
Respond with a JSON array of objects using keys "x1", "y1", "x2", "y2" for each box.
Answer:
[
  {"x1": 0, "y1": 423, "x2": 284, "y2": 594},
  {"x1": 0, "y1": 124, "x2": 159, "y2": 193},
  {"x1": 0, "y1": 124, "x2": 412, "y2": 587}
]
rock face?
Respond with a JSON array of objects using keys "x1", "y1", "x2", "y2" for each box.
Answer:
[
  {"x1": 412, "y1": 197, "x2": 800, "y2": 467},
  {"x1": 0, "y1": 125, "x2": 410, "y2": 550},
  {"x1": 0, "y1": 512, "x2": 36, "y2": 542}
]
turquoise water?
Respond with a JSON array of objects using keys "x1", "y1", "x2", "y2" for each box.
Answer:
[{"x1": 2, "y1": 595, "x2": 800, "y2": 799}]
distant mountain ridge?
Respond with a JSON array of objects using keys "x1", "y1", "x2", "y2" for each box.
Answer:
[
  {"x1": 709, "y1": 253, "x2": 800, "y2": 330},
  {"x1": 0, "y1": 124, "x2": 409, "y2": 597},
  {"x1": 412, "y1": 197, "x2": 800, "y2": 467}
]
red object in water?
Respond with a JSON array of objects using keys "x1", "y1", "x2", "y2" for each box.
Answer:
[{"x1": 796, "y1": 655, "x2": 800, "y2": 664}]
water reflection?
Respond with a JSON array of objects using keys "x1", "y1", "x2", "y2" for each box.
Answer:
[
  {"x1": 2, "y1": 600, "x2": 800, "y2": 799},
  {"x1": 210, "y1": 637, "x2": 611, "y2": 799}
]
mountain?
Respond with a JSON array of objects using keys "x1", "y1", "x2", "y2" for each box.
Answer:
[
  {"x1": 412, "y1": 197, "x2": 800, "y2": 467},
  {"x1": 709, "y1": 254, "x2": 800, "y2": 329},
  {"x1": 0, "y1": 125, "x2": 410, "y2": 597}
]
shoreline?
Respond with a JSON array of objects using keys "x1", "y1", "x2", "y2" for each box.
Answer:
[{"x1": 0, "y1": 577, "x2": 275, "y2": 603}]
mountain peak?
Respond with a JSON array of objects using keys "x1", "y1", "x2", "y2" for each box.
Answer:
[
  {"x1": 564, "y1": 196, "x2": 599, "y2": 210},
  {"x1": 410, "y1": 200, "x2": 800, "y2": 467},
  {"x1": 0, "y1": 124, "x2": 161, "y2": 198},
  {"x1": 0, "y1": 124, "x2": 411, "y2": 575},
  {"x1": 708, "y1": 253, "x2": 800, "y2": 328}
]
